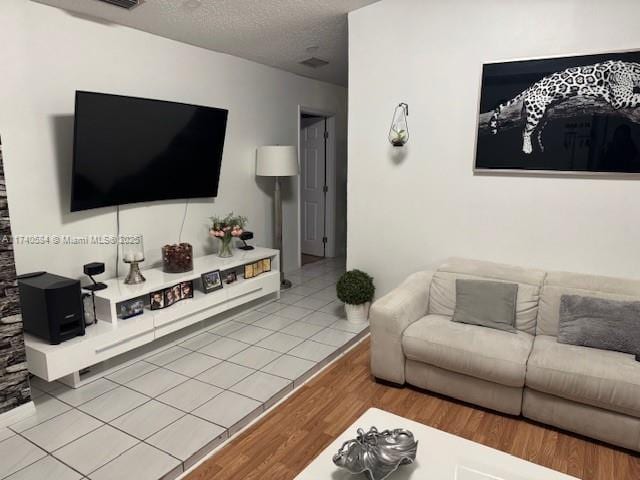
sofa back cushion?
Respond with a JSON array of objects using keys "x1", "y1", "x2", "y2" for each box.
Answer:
[
  {"x1": 429, "y1": 257, "x2": 546, "y2": 335},
  {"x1": 558, "y1": 295, "x2": 640, "y2": 356},
  {"x1": 453, "y1": 279, "x2": 518, "y2": 332},
  {"x1": 537, "y1": 270, "x2": 640, "y2": 337}
]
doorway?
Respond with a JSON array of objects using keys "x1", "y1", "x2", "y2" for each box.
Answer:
[{"x1": 298, "y1": 108, "x2": 343, "y2": 267}]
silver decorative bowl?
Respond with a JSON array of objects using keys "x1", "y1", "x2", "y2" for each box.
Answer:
[{"x1": 332, "y1": 426, "x2": 418, "y2": 480}]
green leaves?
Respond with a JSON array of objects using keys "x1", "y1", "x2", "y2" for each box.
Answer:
[
  {"x1": 391, "y1": 127, "x2": 407, "y2": 140},
  {"x1": 336, "y1": 269, "x2": 375, "y2": 305},
  {"x1": 210, "y1": 212, "x2": 248, "y2": 230}
]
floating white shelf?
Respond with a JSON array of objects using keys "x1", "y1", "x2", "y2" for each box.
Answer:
[{"x1": 24, "y1": 247, "x2": 280, "y2": 382}]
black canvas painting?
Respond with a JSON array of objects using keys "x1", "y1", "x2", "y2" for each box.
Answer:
[{"x1": 475, "y1": 51, "x2": 640, "y2": 174}]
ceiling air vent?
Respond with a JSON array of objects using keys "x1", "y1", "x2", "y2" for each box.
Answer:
[
  {"x1": 97, "y1": 0, "x2": 140, "y2": 9},
  {"x1": 299, "y1": 57, "x2": 329, "y2": 69}
]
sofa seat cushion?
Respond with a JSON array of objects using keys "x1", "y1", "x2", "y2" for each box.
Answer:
[
  {"x1": 526, "y1": 335, "x2": 640, "y2": 418},
  {"x1": 401, "y1": 314, "x2": 534, "y2": 387}
]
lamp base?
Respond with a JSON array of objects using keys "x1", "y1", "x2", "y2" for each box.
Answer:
[{"x1": 281, "y1": 279, "x2": 293, "y2": 290}]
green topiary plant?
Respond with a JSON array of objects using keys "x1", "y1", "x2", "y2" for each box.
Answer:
[{"x1": 336, "y1": 270, "x2": 375, "y2": 305}]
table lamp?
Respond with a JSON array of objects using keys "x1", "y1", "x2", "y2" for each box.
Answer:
[{"x1": 256, "y1": 145, "x2": 298, "y2": 289}]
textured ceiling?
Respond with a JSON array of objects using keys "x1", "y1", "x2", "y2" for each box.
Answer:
[{"x1": 32, "y1": 0, "x2": 381, "y2": 86}]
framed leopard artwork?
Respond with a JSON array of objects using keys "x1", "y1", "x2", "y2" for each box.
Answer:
[{"x1": 475, "y1": 50, "x2": 640, "y2": 175}]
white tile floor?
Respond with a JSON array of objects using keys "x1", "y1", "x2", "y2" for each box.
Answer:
[{"x1": 0, "y1": 257, "x2": 368, "y2": 480}]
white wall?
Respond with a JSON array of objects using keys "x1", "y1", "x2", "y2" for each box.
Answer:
[
  {"x1": 0, "y1": 0, "x2": 347, "y2": 279},
  {"x1": 348, "y1": 0, "x2": 640, "y2": 296}
]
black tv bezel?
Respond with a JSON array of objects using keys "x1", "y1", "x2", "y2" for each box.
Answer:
[{"x1": 70, "y1": 90, "x2": 228, "y2": 212}]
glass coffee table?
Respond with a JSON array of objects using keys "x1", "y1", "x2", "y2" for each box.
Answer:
[{"x1": 294, "y1": 408, "x2": 579, "y2": 480}]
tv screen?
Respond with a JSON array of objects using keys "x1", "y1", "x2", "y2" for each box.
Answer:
[{"x1": 71, "y1": 91, "x2": 228, "y2": 211}]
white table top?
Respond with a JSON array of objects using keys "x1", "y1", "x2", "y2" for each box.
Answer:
[{"x1": 294, "y1": 408, "x2": 578, "y2": 480}]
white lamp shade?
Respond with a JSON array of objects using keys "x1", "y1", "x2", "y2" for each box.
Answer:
[{"x1": 256, "y1": 146, "x2": 299, "y2": 177}]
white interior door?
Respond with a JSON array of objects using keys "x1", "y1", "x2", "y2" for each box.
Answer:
[{"x1": 300, "y1": 116, "x2": 326, "y2": 257}]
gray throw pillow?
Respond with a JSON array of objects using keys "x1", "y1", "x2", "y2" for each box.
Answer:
[
  {"x1": 452, "y1": 279, "x2": 518, "y2": 333},
  {"x1": 558, "y1": 295, "x2": 640, "y2": 357}
]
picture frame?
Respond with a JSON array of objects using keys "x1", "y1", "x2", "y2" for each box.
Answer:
[
  {"x1": 201, "y1": 270, "x2": 223, "y2": 293},
  {"x1": 150, "y1": 289, "x2": 165, "y2": 310},
  {"x1": 118, "y1": 297, "x2": 145, "y2": 319},
  {"x1": 150, "y1": 280, "x2": 195, "y2": 310},
  {"x1": 243, "y1": 258, "x2": 272, "y2": 280},
  {"x1": 224, "y1": 271, "x2": 238, "y2": 284},
  {"x1": 165, "y1": 284, "x2": 182, "y2": 307},
  {"x1": 180, "y1": 280, "x2": 194, "y2": 299},
  {"x1": 475, "y1": 50, "x2": 640, "y2": 175},
  {"x1": 262, "y1": 258, "x2": 271, "y2": 272},
  {"x1": 244, "y1": 263, "x2": 254, "y2": 279}
]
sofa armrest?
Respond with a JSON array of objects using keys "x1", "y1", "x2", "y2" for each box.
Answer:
[{"x1": 370, "y1": 270, "x2": 434, "y2": 384}]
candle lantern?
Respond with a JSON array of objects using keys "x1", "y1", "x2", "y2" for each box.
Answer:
[
  {"x1": 123, "y1": 235, "x2": 146, "y2": 285},
  {"x1": 388, "y1": 102, "x2": 409, "y2": 147}
]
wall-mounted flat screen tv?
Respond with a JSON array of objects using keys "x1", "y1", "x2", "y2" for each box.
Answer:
[
  {"x1": 475, "y1": 50, "x2": 640, "y2": 175},
  {"x1": 71, "y1": 91, "x2": 228, "y2": 211}
]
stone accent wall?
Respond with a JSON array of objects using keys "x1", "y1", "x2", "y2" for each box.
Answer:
[{"x1": 0, "y1": 138, "x2": 31, "y2": 414}]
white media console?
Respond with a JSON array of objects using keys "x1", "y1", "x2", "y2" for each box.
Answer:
[{"x1": 24, "y1": 247, "x2": 280, "y2": 384}]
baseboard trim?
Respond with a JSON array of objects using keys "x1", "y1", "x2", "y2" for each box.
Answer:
[{"x1": 0, "y1": 401, "x2": 35, "y2": 428}]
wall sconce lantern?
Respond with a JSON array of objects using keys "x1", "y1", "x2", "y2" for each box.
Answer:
[{"x1": 388, "y1": 102, "x2": 409, "y2": 147}]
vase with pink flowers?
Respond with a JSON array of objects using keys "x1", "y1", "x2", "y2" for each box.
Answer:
[{"x1": 209, "y1": 213, "x2": 248, "y2": 258}]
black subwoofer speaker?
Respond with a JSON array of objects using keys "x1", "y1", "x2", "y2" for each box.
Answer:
[{"x1": 18, "y1": 272, "x2": 85, "y2": 345}]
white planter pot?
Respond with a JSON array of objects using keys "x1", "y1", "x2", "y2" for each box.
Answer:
[{"x1": 344, "y1": 302, "x2": 371, "y2": 324}]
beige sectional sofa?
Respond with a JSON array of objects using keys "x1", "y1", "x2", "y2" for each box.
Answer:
[{"x1": 369, "y1": 257, "x2": 640, "y2": 452}]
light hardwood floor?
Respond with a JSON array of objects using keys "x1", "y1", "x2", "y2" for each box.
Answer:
[{"x1": 186, "y1": 336, "x2": 640, "y2": 480}]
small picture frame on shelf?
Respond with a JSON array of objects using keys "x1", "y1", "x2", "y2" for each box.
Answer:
[
  {"x1": 165, "y1": 286, "x2": 180, "y2": 307},
  {"x1": 150, "y1": 290, "x2": 165, "y2": 310},
  {"x1": 262, "y1": 258, "x2": 271, "y2": 272},
  {"x1": 244, "y1": 263, "x2": 254, "y2": 279},
  {"x1": 151, "y1": 281, "x2": 195, "y2": 309},
  {"x1": 243, "y1": 258, "x2": 272, "y2": 279},
  {"x1": 118, "y1": 297, "x2": 145, "y2": 319},
  {"x1": 180, "y1": 280, "x2": 194, "y2": 299},
  {"x1": 201, "y1": 270, "x2": 223, "y2": 293},
  {"x1": 225, "y1": 271, "x2": 238, "y2": 285}
]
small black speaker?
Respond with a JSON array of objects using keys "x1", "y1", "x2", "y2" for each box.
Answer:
[
  {"x1": 83, "y1": 262, "x2": 104, "y2": 277},
  {"x1": 18, "y1": 272, "x2": 85, "y2": 345},
  {"x1": 83, "y1": 262, "x2": 107, "y2": 291},
  {"x1": 239, "y1": 231, "x2": 254, "y2": 250}
]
